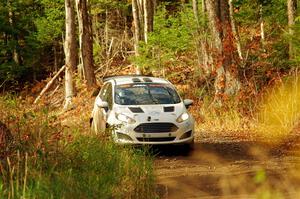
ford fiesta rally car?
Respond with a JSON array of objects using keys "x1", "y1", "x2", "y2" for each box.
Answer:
[{"x1": 90, "y1": 75, "x2": 195, "y2": 147}]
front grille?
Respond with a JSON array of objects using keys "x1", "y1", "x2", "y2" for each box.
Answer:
[
  {"x1": 137, "y1": 137, "x2": 176, "y2": 142},
  {"x1": 134, "y1": 123, "x2": 178, "y2": 133}
]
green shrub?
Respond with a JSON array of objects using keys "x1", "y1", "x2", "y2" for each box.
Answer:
[{"x1": 132, "y1": 3, "x2": 198, "y2": 74}]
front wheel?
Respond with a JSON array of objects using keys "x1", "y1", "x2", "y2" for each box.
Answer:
[{"x1": 183, "y1": 139, "x2": 194, "y2": 152}]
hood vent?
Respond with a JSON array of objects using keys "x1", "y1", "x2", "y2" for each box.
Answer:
[
  {"x1": 164, "y1": 106, "x2": 174, "y2": 112},
  {"x1": 129, "y1": 107, "x2": 144, "y2": 113}
]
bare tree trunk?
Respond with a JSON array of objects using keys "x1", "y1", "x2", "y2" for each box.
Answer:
[
  {"x1": 205, "y1": 0, "x2": 222, "y2": 51},
  {"x1": 206, "y1": 0, "x2": 240, "y2": 106},
  {"x1": 132, "y1": 0, "x2": 154, "y2": 74},
  {"x1": 76, "y1": 0, "x2": 96, "y2": 88},
  {"x1": 259, "y1": 4, "x2": 265, "y2": 51},
  {"x1": 34, "y1": 65, "x2": 66, "y2": 104},
  {"x1": 8, "y1": 0, "x2": 20, "y2": 65},
  {"x1": 143, "y1": 0, "x2": 149, "y2": 44},
  {"x1": 229, "y1": 0, "x2": 243, "y2": 60},
  {"x1": 202, "y1": 0, "x2": 206, "y2": 13},
  {"x1": 64, "y1": 0, "x2": 77, "y2": 110},
  {"x1": 193, "y1": 0, "x2": 213, "y2": 75},
  {"x1": 132, "y1": 0, "x2": 141, "y2": 74},
  {"x1": 193, "y1": 0, "x2": 199, "y2": 25},
  {"x1": 137, "y1": 0, "x2": 144, "y2": 40},
  {"x1": 206, "y1": 0, "x2": 224, "y2": 104},
  {"x1": 287, "y1": 0, "x2": 297, "y2": 59},
  {"x1": 76, "y1": 0, "x2": 84, "y2": 79},
  {"x1": 104, "y1": 9, "x2": 109, "y2": 57},
  {"x1": 144, "y1": 0, "x2": 154, "y2": 44},
  {"x1": 53, "y1": 43, "x2": 58, "y2": 72},
  {"x1": 192, "y1": 0, "x2": 201, "y2": 66},
  {"x1": 132, "y1": 0, "x2": 140, "y2": 56},
  {"x1": 219, "y1": 0, "x2": 240, "y2": 95}
]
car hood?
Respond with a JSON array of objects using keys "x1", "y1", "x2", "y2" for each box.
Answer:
[{"x1": 112, "y1": 103, "x2": 186, "y2": 123}]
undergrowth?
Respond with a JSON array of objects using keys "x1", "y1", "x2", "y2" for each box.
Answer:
[
  {"x1": 0, "y1": 94, "x2": 155, "y2": 199},
  {"x1": 191, "y1": 72, "x2": 300, "y2": 144}
]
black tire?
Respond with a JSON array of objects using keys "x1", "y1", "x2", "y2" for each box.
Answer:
[{"x1": 182, "y1": 139, "x2": 194, "y2": 152}]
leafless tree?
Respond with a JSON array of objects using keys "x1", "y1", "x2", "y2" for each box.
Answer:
[
  {"x1": 287, "y1": 0, "x2": 297, "y2": 59},
  {"x1": 206, "y1": 0, "x2": 240, "y2": 106},
  {"x1": 64, "y1": 0, "x2": 77, "y2": 110},
  {"x1": 132, "y1": 0, "x2": 155, "y2": 74},
  {"x1": 229, "y1": 0, "x2": 243, "y2": 60},
  {"x1": 76, "y1": 0, "x2": 97, "y2": 88},
  {"x1": 8, "y1": 0, "x2": 21, "y2": 65}
]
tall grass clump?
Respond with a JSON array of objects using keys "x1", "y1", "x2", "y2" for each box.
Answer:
[
  {"x1": 194, "y1": 95, "x2": 257, "y2": 140},
  {"x1": 0, "y1": 95, "x2": 155, "y2": 198},
  {"x1": 258, "y1": 74, "x2": 300, "y2": 141},
  {"x1": 194, "y1": 72, "x2": 300, "y2": 142}
]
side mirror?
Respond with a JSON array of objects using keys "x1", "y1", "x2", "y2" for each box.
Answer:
[
  {"x1": 96, "y1": 98, "x2": 109, "y2": 108},
  {"x1": 183, "y1": 99, "x2": 193, "y2": 109}
]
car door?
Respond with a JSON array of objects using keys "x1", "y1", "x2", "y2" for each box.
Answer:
[{"x1": 91, "y1": 83, "x2": 112, "y2": 134}]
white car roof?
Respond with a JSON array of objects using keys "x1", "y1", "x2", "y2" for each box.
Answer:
[{"x1": 104, "y1": 75, "x2": 170, "y2": 85}]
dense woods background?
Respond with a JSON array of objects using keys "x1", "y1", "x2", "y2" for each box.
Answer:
[
  {"x1": 1, "y1": 1, "x2": 300, "y2": 198},
  {"x1": 0, "y1": 0, "x2": 299, "y2": 110}
]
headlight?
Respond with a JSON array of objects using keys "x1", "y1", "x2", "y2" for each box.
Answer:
[
  {"x1": 115, "y1": 113, "x2": 136, "y2": 124},
  {"x1": 176, "y1": 112, "x2": 189, "y2": 123}
]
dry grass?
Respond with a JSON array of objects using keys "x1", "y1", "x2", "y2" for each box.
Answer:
[{"x1": 257, "y1": 75, "x2": 300, "y2": 142}]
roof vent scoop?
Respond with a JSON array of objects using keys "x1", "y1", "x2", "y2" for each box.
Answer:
[
  {"x1": 143, "y1": 78, "x2": 153, "y2": 82},
  {"x1": 132, "y1": 78, "x2": 142, "y2": 83},
  {"x1": 164, "y1": 106, "x2": 174, "y2": 112}
]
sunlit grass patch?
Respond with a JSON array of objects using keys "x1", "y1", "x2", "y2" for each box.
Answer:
[
  {"x1": 194, "y1": 99, "x2": 259, "y2": 141},
  {"x1": 258, "y1": 75, "x2": 300, "y2": 142},
  {"x1": 193, "y1": 74, "x2": 300, "y2": 143}
]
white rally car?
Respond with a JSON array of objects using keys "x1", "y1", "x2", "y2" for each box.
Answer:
[{"x1": 90, "y1": 75, "x2": 195, "y2": 147}]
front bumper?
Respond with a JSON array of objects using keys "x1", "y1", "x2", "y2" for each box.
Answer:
[{"x1": 112, "y1": 120, "x2": 194, "y2": 145}]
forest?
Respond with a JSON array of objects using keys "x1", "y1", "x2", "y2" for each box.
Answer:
[{"x1": 1, "y1": 0, "x2": 300, "y2": 198}]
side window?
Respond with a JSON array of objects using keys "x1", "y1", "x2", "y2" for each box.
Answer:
[
  {"x1": 99, "y1": 83, "x2": 113, "y2": 110},
  {"x1": 99, "y1": 83, "x2": 109, "y2": 100},
  {"x1": 106, "y1": 83, "x2": 113, "y2": 109}
]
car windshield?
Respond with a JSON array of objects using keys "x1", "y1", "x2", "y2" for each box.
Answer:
[{"x1": 115, "y1": 83, "x2": 181, "y2": 105}]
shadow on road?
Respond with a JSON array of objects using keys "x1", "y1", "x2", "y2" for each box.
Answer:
[
  {"x1": 152, "y1": 139, "x2": 300, "y2": 161},
  {"x1": 154, "y1": 140, "x2": 300, "y2": 199}
]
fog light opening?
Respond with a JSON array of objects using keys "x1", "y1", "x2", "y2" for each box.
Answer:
[
  {"x1": 179, "y1": 131, "x2": 192, "y2": 140},
  {"x1": 117, "y1": 132, "x2": 133, "y2": 141}
]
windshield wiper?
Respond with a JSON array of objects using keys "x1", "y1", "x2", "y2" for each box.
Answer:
[
  {"x1": 164, "y1": 87, "x2": 176, "y2": 104},
  {"x1": 147, "y1": 87, "x2": 159, "y2": 104}
]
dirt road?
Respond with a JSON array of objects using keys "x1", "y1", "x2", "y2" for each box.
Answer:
[{"x1": 154, "y1": 135, "x2": 300, "y2": 199}]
